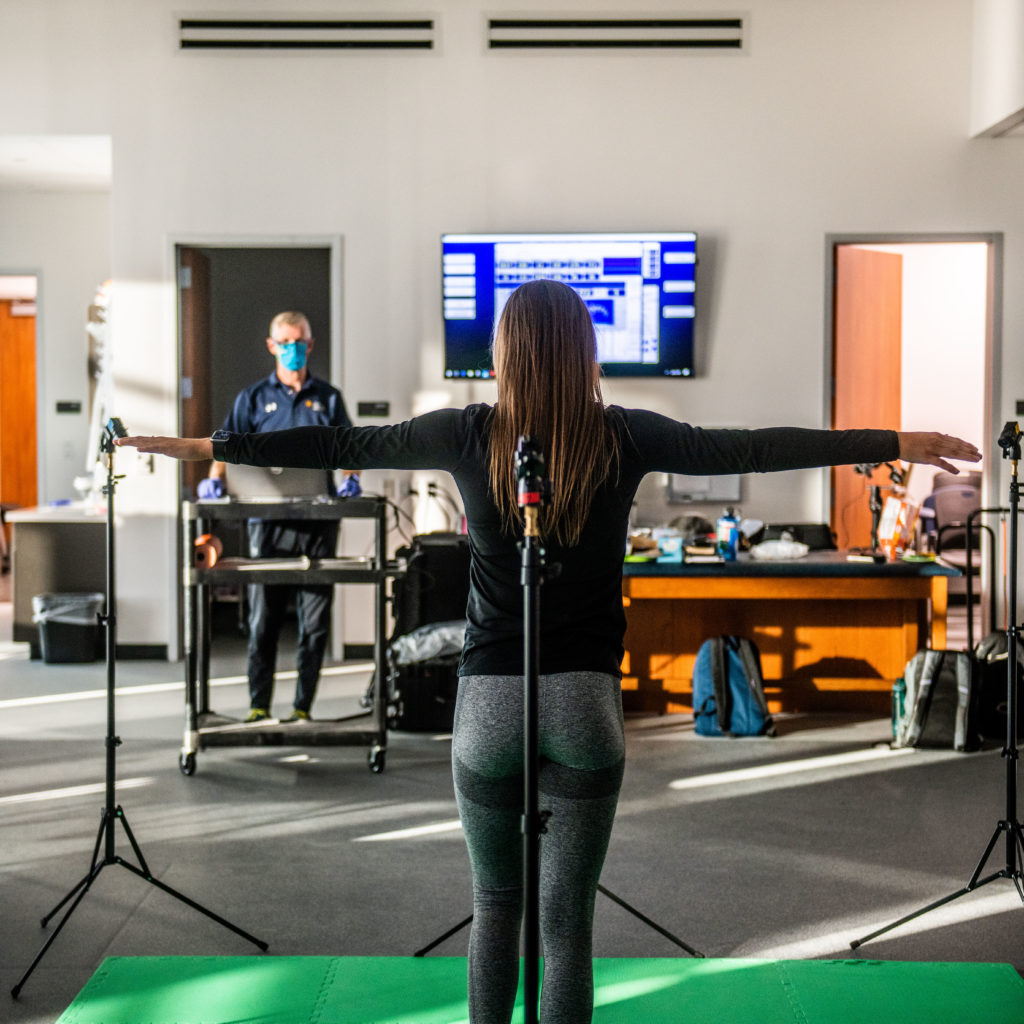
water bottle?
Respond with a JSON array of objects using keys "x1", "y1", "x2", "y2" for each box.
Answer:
[
  {"x1": 716, "y1": 507, "x2": 740, "y2": 562},
  {"x1": 891, "y1": 677, "x2": 906, "y2": 738}
]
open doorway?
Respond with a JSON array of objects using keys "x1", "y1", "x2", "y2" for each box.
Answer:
[
  {"x1": 173, "y1": 239, "x2": 350, "y2": 652},
  {"x1": 0, "y1": 275, "x2": 38, "y2": 597},
  {"x1": 827, "y1": 234, "x2": 1000, "y2": 638},
  {"x1": 176, "y1": 243, "x2": 338, "y2": 495}
]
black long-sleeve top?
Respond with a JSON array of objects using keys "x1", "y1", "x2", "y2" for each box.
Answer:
[{"x1": 212, "y1": 405, "x2": 898, "y2": 678}]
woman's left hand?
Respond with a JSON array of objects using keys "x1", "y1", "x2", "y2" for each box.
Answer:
[{"x1": 897, "y1": 432, "x2": 982, "y2": 473}]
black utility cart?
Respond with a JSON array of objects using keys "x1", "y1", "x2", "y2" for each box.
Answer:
[{"x1": 180, "y1": 495, "x2": 394, "y2": 775}]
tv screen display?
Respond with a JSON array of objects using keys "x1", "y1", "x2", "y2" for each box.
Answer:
[{"x1": 441, "y1": 231, "x2": 697, "y2": 379}]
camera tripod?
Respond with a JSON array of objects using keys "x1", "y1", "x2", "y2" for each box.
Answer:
[
  {"x1": 11, "y1": 419, "x2": 267, "y2": 999},
  {"x1": 850, "y1": 421, "x2": 1024, "y2": 950}
]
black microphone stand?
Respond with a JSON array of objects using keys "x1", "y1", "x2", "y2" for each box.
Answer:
[
  {"x1": 851, "y1": 421, "x2": 1024, "y2": 951},
  {"x1": 515, "y1": 436, "x2": 548, "y2": 1024},
  {"x1": 11, "y1": 419, "x2": 267, "y2": 1000},
  {"x1": 869, "y1": 484, "x2": 883, "y2": 553}
]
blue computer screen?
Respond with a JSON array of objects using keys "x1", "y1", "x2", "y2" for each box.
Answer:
[{"x1": 441, "y1": 232, "x2": 697, "y2": 379}]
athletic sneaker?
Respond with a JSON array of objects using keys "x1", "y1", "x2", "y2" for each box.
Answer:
[
  {"x1": 245, "y1": 707, "x2": 270, "y2": 723},
  {"x1": 281, "y1": 709, "x2": 311, "y2": 724}
]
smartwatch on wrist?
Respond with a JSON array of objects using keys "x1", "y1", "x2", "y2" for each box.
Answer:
[{"x1": 210, "y1": 429, "x2": 232, "y2": 461}]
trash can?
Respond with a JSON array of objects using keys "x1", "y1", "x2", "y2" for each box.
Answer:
[{"x1": 31, "y1": 593, "x2": 105, "y2": 664}]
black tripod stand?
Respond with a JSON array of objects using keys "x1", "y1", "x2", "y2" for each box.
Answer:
[
  {"x1": 414, "y1": 438, "x2": 703, "y2": 1007},
  {"x1": 12, "y1": 419, "x2": 267, "y2": 999},
  {"x1": 518, "y1": 435, "x2": 546, "y2": 1024},
  {"x1": 851, "y1": 421, "x2": 1024, "y2": 951}
]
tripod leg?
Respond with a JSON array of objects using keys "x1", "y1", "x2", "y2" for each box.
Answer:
[
  {"x1": 113, "y1": 805, "x2": 151, "y2": 877},
  {"x1": 1011, "y1": 822, "x2": 1024, "y2": 902},
  {"x1": 413, "y1": 914, "x2": 474, "y2": 957},
  {"x1": 109, "y1": 805, "x2": 266, "y2": 949},
  {"x1": 596, "y1": 885, "x2": 704, "y2": 958},
  {"x1": 114, "y1": 859, "x2": 268, "y2": 951},
  {"x1": 850, "y1": 874, "x2": 1009, "y2": 951},
  {"x1": 851, "y1": 819, "x2": 1012, "y2": 951},
  {"x1": 1013, "y1": 820, "x2": 1024, "y2": 848},
  {"x1": 966, "y1": 821, "x2": 1006, "y2": 888},
  {"x1": 40, "y1": 809, "x2": 110, "y2": 926},
  {"x1": 40, "y1": 867, "x2": 95, "y2": 928},
  {"x1": 12, "y1": 861, "x2": 105, "y2": 998}
]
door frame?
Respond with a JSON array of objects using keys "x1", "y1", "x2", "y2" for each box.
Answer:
[
  {"x1": 168, "y1": 234, "x2": 344, "y2": 657},
  {"x1": 170, "y1": 233, "x2": 345, "y2": 419},
  {"x1": 823, "y1": 232, "x2": 1003, "y2": 517}
]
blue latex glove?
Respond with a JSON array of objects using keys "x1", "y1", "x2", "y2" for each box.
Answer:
[
  {"x1": 338, "y1": 474, "x2": 362, "y2": 498},
  {"x1": 197, "y1": 477, "x2": 225, "y2": 499}
]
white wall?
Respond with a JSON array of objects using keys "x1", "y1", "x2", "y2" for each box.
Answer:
[
  {"x1": 971, "y1": 0, "x2": 1024, "y2": 135},
  {"x1": 2, "y1": 0, "x2": 1023, "y2": 651}
]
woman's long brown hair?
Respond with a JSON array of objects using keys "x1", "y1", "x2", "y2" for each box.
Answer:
[{"x1": 488, "y1": 279, "x2": 619, "y2": 546}]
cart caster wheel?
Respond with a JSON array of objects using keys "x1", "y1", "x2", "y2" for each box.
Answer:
[
  {"x1": 368, "y1": 747, "x2": 386, "y2": 774},
  {"x1": 180, "y1": 753, "x2": 197, "y2": 776}
]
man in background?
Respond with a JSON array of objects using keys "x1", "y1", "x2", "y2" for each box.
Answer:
[{"x1": 201, "y1": 311, "x2": 353, "y2": 723}]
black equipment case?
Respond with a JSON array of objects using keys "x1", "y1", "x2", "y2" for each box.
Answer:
[{"x1": 387, "y1": 533, "x2": 470, "y2": 732}]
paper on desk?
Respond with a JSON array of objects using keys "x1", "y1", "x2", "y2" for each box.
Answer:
[{"x1": 750, "y1": 539, "x2": 809, "y2": 561}]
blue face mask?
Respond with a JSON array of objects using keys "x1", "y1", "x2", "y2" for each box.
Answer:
[{"x1": 275, "y1": 341, "x2": 308, "y2": 372}]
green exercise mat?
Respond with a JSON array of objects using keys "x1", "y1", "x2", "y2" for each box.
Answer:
[{"x1": 56, "y1": 955, "x2": 1024, "y2": 1024}]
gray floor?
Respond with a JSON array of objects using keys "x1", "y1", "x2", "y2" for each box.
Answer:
[{"x1": 2, "y1": 599, "x2": 1022, "y2": 1024}]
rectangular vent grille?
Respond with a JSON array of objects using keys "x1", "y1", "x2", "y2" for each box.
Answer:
[
  {"x1": 487, "y1": 16, "x2": 743, "y2": 51},
  {"x1": 179, "y1": 17, "x2": 436, "y2": 51}
]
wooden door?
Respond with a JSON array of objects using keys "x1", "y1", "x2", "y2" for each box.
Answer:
[
  {"x1": 832, "y1": 246, "x2": 903, "y2": 550},
  {"x1": 0, "y1": 299, "x2": 38, "y2": 514},
  {"x1": 178, "y1": 247, "x2": 212, "y2": 496}
]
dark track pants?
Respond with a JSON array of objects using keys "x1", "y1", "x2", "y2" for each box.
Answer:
[{"x1": 246, "y1": 582, "x2": 333, "y2": 713}]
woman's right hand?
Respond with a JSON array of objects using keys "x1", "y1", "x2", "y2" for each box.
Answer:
[{"x1": 114, "y1": 435, "x2": 214, "y2": 461}]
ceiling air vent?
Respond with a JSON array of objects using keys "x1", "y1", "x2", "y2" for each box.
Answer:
[
  {"x1": 178, "y1": 16, "x2": 436, "y2": 51},
  {"x1": 487, "y1": 15, "x2": 744, "y2": 51}
]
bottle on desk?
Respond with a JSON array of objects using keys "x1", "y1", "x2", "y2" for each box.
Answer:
[
  {"x1": 716, "y1": 507, "x2": 740, "y2": 562},
  {"x1": 891, "y1": 677, "x2": 907, "y2": 738}
]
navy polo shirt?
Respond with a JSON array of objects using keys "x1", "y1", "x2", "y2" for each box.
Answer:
[
  {"x1": 221, "y1": 372, "x2": 351, "y2": 557},
  {"x1": 221, "y1": 372, "x2": 351, "y2": 435}
]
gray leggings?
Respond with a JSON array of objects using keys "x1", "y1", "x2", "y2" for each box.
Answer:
[{"x1": 452, "y1": 672, "x2": 625, "y2": 1024}]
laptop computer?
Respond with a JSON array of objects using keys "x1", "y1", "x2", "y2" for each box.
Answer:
[{"x1": 224, "y1": 463, "x2": 333, "y2": 500}]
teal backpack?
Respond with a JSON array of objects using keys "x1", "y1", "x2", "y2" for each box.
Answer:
[{"x1": 693, "y1": 635, "x2": 776, "y2": 737}]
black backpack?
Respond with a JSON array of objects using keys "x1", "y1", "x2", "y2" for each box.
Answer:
[{"x1": 973, "y1": 632, "x2": 1024, "y2": 741}]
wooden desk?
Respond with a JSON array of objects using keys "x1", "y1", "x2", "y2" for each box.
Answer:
[{"x1": 620, "y1": 552, "x2": 957, "y2": 715}]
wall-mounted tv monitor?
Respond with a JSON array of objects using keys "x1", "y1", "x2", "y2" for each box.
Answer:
[{"x1": 441, "y1": 231, "x2": 697, "y2": 379}]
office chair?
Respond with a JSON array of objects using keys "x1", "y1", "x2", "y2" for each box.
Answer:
[{"x1": 926, "y1": 470, "x2": 983, "y2": 600}]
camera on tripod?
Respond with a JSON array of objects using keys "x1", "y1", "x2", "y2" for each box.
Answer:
[{"x1": 998, "y1": 420, "x2": 1021, "y2": 460}]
